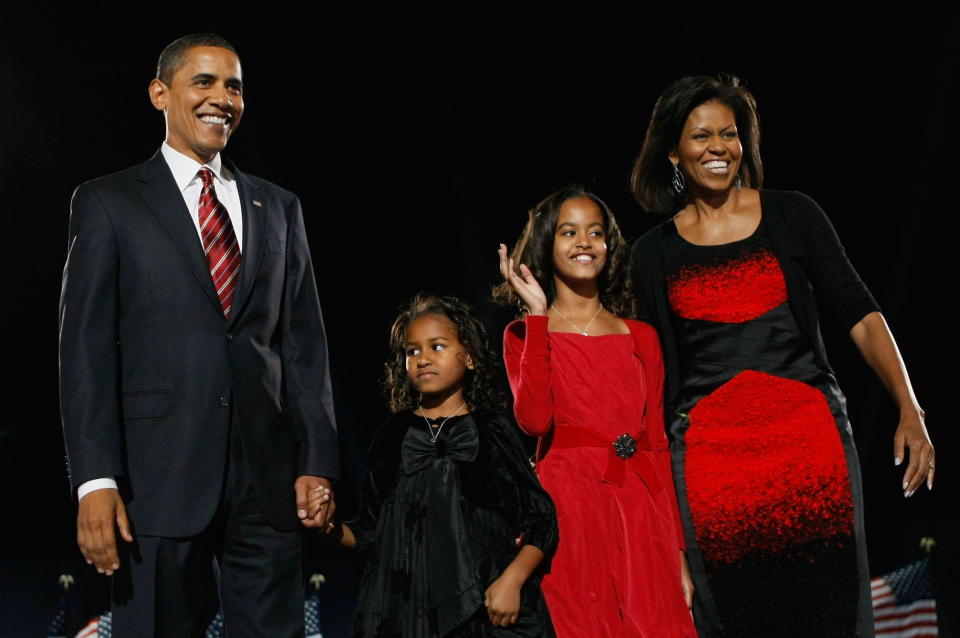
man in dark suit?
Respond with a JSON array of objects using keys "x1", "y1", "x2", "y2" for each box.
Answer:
[{"x1": 58, "y1": 33, "x2": 338, "y2": 636}]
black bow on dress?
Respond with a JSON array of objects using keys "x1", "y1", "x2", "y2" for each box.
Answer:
[{"x1": 401, "y1": 415, "x2": 483, "y2": 636}]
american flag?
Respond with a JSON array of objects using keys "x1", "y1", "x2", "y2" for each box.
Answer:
[
  {"x1": 872, "y1": 557, "x2": 938, "y2": 637},
  {"x1": 45, "y1": 574, "x2": 75, "y2": 638},
  {"x1": 306, "y1": 572, "x2": 325, "y2": 638},
  {"x1": 44, "y1": 598, "x2": 67, "y2": 638},
  {"x1": 205, "y1": 610, "x2": 224, "y2": 637},
  {"x1": 52, "y1": 577, "x2": 325, "y2": 637},
  {"x1": 74, "y1": 613, "x2": 111, "y2": 638}
]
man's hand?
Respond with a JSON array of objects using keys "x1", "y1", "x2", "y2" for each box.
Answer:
[
  {"x1": 77, "y1": 489, "x2": 133, "y2": 576},
  {"x1": 295, "y1": 476, "x2": 335, "y2": 529}
]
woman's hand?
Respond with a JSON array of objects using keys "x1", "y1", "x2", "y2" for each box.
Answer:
[
  {"x1": 484, "y1": 571, "x2": 522, "y2": 627},
  {"x1": 894, "y1": 408, "x2": 934, "y2": 496},
  {"x1": 680, "y1": 550, "x2": 695, "y2": 609},
  {"x1": 849, "y1": 312, "x2": 934, "y2": 497},
  {"x1": 499, "y1": 243, "x2": 548, "y2": 315}
]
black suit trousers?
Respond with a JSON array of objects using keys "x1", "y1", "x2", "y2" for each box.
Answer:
[{"x1": 112, "y1": 419, "x2": 304, "y2": 637}]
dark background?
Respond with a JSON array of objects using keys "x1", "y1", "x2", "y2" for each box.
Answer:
[{"x1": 1, "y1": 9, "x2": 956, "y2": 634}]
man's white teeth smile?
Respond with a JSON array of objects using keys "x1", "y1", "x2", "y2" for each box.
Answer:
[
  {"x1": 200, "y1": 115, "x2": 228, "y2": 125},
  {"x1": 704, "y1": 160, "x2": 729, "y2": 173}
]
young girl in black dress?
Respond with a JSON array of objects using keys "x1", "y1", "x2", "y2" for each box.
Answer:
[{"x1": 313, "y1": 293, "x2": 557, "y2": 637}]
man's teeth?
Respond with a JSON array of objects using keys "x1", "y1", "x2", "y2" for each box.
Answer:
[{"x1": 200, "y1": 115, "x2": 228, "y2": 125}]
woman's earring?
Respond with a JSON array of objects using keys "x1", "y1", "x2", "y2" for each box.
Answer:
[
  {"x1": 735, "y1": 173, "x2": 743, "y2": 192},
  {"x1": 671, "y1": 162, "x2": 686, "y2": 196}
]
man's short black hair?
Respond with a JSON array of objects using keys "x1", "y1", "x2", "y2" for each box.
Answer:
[{"x1": 156, "y1": 33, "x2": 239, "y2": 85}]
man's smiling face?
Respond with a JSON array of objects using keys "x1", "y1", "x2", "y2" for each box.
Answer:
[{"x1": 149, "y1": 45, "x2": 244, "y2": 164}]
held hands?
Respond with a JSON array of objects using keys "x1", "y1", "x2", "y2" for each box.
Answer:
[
  {"x1": 305, "y1": 483, "x2": 358, "y2": 548},
  {"x1": 77, "y1": 488, "x2": 133, "y2": 576},
  {"x1": 498, "y1": 244, "x2": 547, "y2": 316},
  {"x1": 894, "y1": 408, "x2": 935, "y2": 497},
  {"x1": 484, "y1": 569, "x2": 523, "y2": 627},
  {"x1": 296, "y1": 475, "x2": 336, "y2": 529}
]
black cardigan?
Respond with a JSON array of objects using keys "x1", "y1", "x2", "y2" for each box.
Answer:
[
  {"x1": 349, "y1": 409, "x2": 559, "y2": 560},
  {"x1": 629, "y1": 190, "x2": 880, "y2": 413}
]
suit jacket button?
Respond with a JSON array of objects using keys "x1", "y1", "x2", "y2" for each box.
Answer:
[
  {"x1": 219, "y1": 396, "x2": 230, "y2": 407},
  {"x1": 226, "y1": 333, "x2": 233, "y2": 341}
]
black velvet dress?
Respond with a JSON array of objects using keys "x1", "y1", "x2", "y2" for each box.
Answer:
[{"x1": 349, "y1": 410, "x2": 558, "y2": 638}]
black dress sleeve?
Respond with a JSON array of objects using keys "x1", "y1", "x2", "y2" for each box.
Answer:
[
  {"x1": 628, "y1": 229, "x2": 660, "y2": 324},
  {"x1": 485, "y1": 414, "x2": 559, "y2": 556},
  {"x1": 348, "y1": 416, "x2": 406, "y2": 553},
  {"x1": 784, "y1": 192, "x2": 880, "y2": 332}
]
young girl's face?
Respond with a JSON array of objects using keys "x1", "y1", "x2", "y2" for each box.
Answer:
[
  {"x1": 552, "y1": 196, "x2": 607, "y2": 286},
  {"x1": 404, "y1": 313, "x2": 474, "y2": 401}
]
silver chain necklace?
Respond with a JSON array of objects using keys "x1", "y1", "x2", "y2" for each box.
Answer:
[
  {"x1": 418, "y1": 402, "x2": 466, "y2": 443},
  {"x1": 551, "y1": 303, "x2": 603, "y2": 336}
]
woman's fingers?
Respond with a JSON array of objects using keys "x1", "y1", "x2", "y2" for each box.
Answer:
[{"x1": 901, "y1": 438, "x2": 934, "y2": 496}]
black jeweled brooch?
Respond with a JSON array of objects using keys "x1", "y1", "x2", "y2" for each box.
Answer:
[{"x1": 613, "y1": 433, "x2": 637, "y2": 460}]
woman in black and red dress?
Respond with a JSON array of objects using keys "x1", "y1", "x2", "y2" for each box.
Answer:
[{"x1": 628, "y1": 75, "x2": 935, "y2": 637}]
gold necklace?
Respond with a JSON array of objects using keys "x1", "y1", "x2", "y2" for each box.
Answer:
[
  {"x1": 550, "y1": 303, "x2": 603, "y2": 336},
  {"x1": 418, "y1": 402, "x2": 466, "y2": 443}
]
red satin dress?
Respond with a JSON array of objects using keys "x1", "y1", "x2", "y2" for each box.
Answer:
[{"x1": 504, "y1": 316, "x2": 697, "y2": 638}]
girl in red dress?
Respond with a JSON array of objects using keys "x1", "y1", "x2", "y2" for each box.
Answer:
[{"x1": 495, "y1": 188, "x2": 697, "y2": 637}]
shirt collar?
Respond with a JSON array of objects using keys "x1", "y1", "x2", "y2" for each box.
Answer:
[{"x1": 160, "y1": 142, "x2": 230, "y2": 192}]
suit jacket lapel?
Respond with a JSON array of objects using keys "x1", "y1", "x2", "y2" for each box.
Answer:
[
  {"x1": 137, "y1": 151, "x2": 224, "y2": 314},
  {"x1": 227, "y1": 160, "x2": 265, "y2": 327}
]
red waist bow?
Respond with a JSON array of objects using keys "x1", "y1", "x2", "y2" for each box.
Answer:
[{"x1": 550, "y1": 425, "x2": 664, "y2": 497}]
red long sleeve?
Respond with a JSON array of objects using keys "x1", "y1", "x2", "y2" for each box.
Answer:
[
  {"x1": 503, "y1": 316, "x2": 555, "y2": 437},
  {"x1": 504, "y1": 316, "x2": 686, "y2": 550},
  {"x1": 631, "y1": 322, "x2": 686, "y2": 551}
]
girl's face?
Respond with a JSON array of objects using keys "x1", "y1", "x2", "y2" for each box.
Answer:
[
  {"x1": 551, "y1": 197, "x2": 607, "y2": 287},
  {"x1": 404, "y1": 314, "x2": 474, "y2": 401},
  {"x1": 669, "y1": 100, "x2": 742, "y2": 195}
]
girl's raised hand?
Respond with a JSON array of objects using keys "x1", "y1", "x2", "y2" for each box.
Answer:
[{"x1": 498, "y1": 244, "x2": 548, "y2": 315}]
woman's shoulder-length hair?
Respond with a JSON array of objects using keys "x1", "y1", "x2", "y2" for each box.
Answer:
[{"x1": 630, "y1": 74, "x2": 763, "y2": 214}]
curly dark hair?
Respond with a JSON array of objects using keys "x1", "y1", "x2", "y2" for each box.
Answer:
[
  {"x1": 630, "y1": 74, "x2": 763, "y2": 214},
  {"x1": 492, "y1": 187, "x2": 630, "y2": 317},
  {"x1": 383, "y1": 293, "x2": 506, "y2": 414}
]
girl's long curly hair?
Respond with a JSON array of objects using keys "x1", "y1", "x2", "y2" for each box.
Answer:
[
  {"x1": 492, "y1": 187, "x2": 631, "y2": 317},
  {"x1": 383, "y1": 293, "x2": 506, "y2": 414}
]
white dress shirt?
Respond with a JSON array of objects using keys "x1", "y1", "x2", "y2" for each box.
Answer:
[
  {"x1": 161, "y1": 142, "x2": 244, "y2": 249},
  {"x1": 77, "y1": 144, "x2": 245, "y2": 501}
]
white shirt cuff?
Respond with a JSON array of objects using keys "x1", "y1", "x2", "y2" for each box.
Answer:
[{"x1": 77, "y1": 478, "x2": 118, "y2": 500}]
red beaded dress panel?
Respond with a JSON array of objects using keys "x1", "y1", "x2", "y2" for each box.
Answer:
[{"x1": 665, "y1": 225, "x2": 860, "y2": 637}]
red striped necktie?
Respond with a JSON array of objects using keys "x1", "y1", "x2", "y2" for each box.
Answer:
[{"x1": 197, "y1": 167, "x2": 241, "y2": 318}]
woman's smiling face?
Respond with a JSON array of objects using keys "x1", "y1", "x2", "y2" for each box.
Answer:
[{"x1": 670, "y1": 100, "x2": 742, "y2": 196}]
